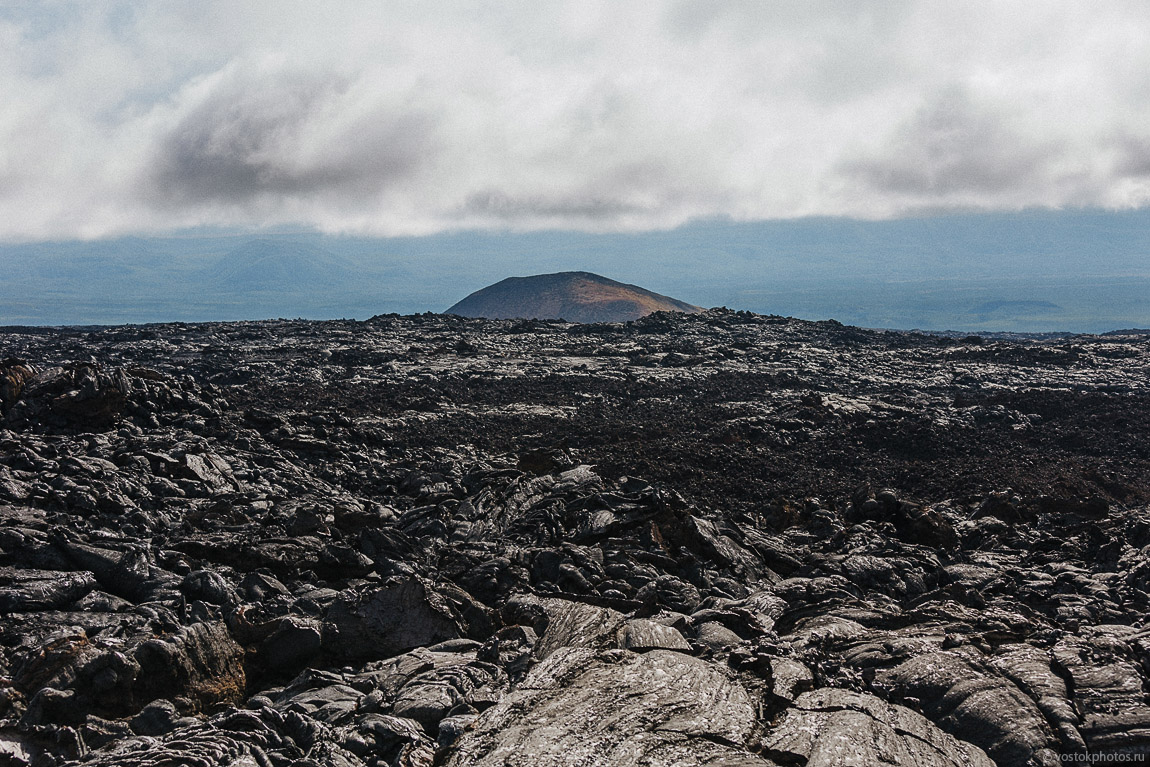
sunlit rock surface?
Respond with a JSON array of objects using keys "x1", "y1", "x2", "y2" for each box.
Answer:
[{"x1": 1, "y1": 310, "x2": 1149, "y2": 765}]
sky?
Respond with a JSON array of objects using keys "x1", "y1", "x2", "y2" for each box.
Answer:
[{"x1": 4, "y1": 1, "x2": 1150, "y2": 241}]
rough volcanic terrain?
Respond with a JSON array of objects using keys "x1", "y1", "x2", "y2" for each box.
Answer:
[{"x1": 1, "y1": 309, "x2": 1150, "y2": 766}]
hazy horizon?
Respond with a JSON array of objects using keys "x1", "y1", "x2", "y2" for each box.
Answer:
[{"x1": 3, "y1": 208, "x2": 1149, "y2": 333}]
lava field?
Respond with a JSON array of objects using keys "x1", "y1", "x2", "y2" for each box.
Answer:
[{"x1": 1, "y1": 309, "x2": 1150, "y2": 766}]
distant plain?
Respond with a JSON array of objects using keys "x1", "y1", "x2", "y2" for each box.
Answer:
[{"x1": 3, "y1": 209, "x2": 1148, "y2": 333}]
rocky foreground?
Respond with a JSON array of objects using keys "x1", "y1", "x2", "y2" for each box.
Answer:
[{"x1": 1, "y1": 310, "x2": 1149, "y2": 766}]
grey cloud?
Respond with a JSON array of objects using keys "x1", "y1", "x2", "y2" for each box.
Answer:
[
  {"x1": 1112, "y1": 134, "x2": 1150, "y2": 179},
  {"x1": 839, "y1": 88, "x2": 1058, "y2": 200},
  {"x1": 662, "y1": 0, "x2": 913, "y2": 43},
  {"x1": 147, "y1": 68, "x2": 437, "y2": 208},
  {"x1": 5, "y1": 2, "x2": 1150, "y2": 239},
  {"x1": 462, "y1": 160, "x2": 686, "y2": 226},
  {"x1": 463, "y1": 190, "x2": 646, "y2": 223}
]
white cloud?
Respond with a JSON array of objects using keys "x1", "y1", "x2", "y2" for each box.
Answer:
[{"x1": 2, "y1": 0, "x2": 1150, "y2": 239}]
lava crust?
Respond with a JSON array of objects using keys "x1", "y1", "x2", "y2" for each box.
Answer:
[{"x1": 1, "y1": 309, "x2": 1149, "y2": 766}]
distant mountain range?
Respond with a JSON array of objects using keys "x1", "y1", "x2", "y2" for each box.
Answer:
[
  {"x1": 208, "y1": 240, "x2": 353, "y2": 291},
  {"x1": 446, "y1": 271, "x2": 703, "y2": 323}
]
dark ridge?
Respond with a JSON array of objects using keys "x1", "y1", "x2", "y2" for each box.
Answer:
[{"x1": 446, "y1": 271, "x2": 703, "y2": 323}]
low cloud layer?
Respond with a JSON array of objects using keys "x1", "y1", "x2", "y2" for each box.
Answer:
[{"x1": 3, "y1": 1, "x2": 1150, "y2": 240}]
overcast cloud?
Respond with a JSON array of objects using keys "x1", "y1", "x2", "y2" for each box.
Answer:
[{"x1": 2, "y1": 0, "x2": 1150, "y2": 240}]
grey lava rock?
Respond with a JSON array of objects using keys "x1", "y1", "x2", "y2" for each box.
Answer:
[
  {"x1": 443, "y1": 647, "x2": 770, "y2": 766},
  {"x1": 1, "y1": 311, "x2": 1149, "y2": 764},
  {"x1": 323, "y1": 576, "x2": 478, "y2": 662},
  {"x1": 0, "y1": 567, "x2": 97, "y2": 611},
  {"x1": 764, "y1": 688, "x2": 995, "y2": 767},
  {"x1": 876, "y1": 650, "x2": 1060, "y2": 766},
  {"x1": 620, "y1": 618, "x2": 691, "y2": 652}
]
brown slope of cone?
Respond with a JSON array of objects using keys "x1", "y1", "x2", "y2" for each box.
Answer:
[{"x1": 445, "y1": 272, "x2": 704, "y2": 323}]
